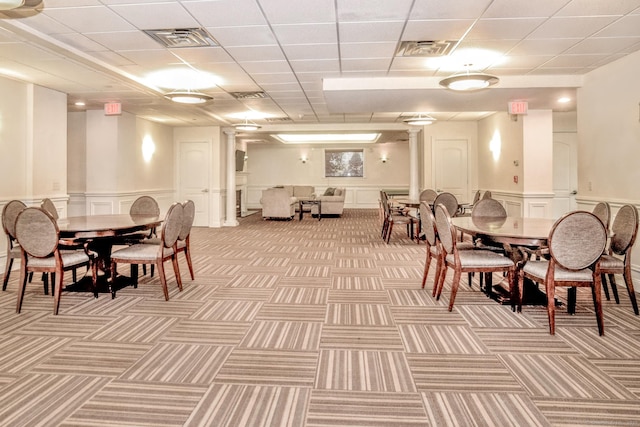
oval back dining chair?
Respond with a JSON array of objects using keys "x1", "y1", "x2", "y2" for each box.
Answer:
[
  {"x1": 592, "y1": 202, "x2": 611, "y2": 232},
  {"x1": 40, "y1": 198, "x2": 59, "y2": 221},
  {"x1": 434, "y1": 204, "x2": 515, "y2": 312},
  {"x1": 599, "y1": 204, "x2": 639, "y2": 315},
  {"x1": 419, "y1": 189, "x2": 438, "y2": 204},
  {"x1": 471, "y1": 198, "x2": 507, "y2": 218},
  {"x1": 15, "y1": 207, "x2": 96, "y2": 315},
  {"x1": 2, "y1": 200, "x2": 27, "y2": 291},
  {"x1": 111, "y1": 202, "x2": 184, "y2": 300},
  {"x1": 177, "y1": 200, "x2": 195, "y2": 280},
  {"x1": 482, "y1": 191, "x2": 492, "y2": 200},
  {"x1": 433, "y1": 192, "x2": 459, "y2": 217},
  {"x1": 519, "y1": 211, "x2": 607, "y2": 335},
  {"x1": 472, "y1": 190, "x2": 481, "y2": 206}
]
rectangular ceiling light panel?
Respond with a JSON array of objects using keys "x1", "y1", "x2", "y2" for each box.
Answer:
[{"x1": 274, "y1": 133, "x2": 381, "y2": 144}]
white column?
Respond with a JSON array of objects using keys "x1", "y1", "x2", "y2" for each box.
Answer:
[
  {"x1": 408, "y1": 128, "x2": 420, "y2": 200},
  {"x1": 224, "y1": 129, "x2": 239, "y2": 227}
]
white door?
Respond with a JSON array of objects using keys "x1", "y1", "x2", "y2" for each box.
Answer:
[
  {"x1": 433, "y1": 139, "x2": 469, "y2": 203},
  {"x1": 553, "y1": 134, "x2": 578, "y2": 218},
  {"x1": 179, "y1": 141, "x2": 210, "y2": 227}
]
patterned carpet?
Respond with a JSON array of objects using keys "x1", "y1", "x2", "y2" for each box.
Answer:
[{"x1": 1, "y1": 209, "x2": 640, "y2": 426}]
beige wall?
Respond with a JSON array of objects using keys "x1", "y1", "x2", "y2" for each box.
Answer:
[
  {"x1": 0, "y1": 77, "x2": 29, "y2": 199},
  {"x1": 478, "y1": 112, "x2": 524, "y2": 193},
  {"x1": 578, "y1": 49, "x2": 640, "y2": 202}
]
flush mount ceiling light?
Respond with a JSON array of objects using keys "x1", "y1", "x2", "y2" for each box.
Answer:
[
  {"x1": 164, "y1": 90, "x2": 212, "y2": 104},
  {"x1": 439, "y1": 67, "x2": 499, "y2": 91},
  {"x1": 404, "y1": 114, "x2": 436, "y2": 126},
  {"x1": 234, "y1": 118, "x2": 261, "y2": 131},
  {"x1": 0, "y1": 0, "x2": 42, "y2": 10},
  {"x1": 274, "y1": 133, "x2": 380, "y2": 144}
]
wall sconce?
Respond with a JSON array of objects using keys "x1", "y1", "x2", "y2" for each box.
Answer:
[
  {"x1": 300, "y1": 156, "x2": 308, "y2": 164},
  {"x1": 142, "y1": 135, "x2": 156, "y2": 163},
  {"x1": 381, "y1": 156, "x2": 388, "y2": 163}
]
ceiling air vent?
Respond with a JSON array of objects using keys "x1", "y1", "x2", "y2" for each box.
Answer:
[
  {"x1": 144, "y1": 28, "x2": 217, "y2": 48},
  {"x1": 230, "y1": 91, "x2": 267, "y2": 99},
  {"x1": 265, "y1": 117, "x2": 293, "y2": 123},
  {"x1": 396, "y1": 40, "x2": 457, "y2": 57}
]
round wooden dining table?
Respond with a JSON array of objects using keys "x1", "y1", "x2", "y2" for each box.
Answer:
[
  {"x1": 451, "y1": 216, "x2": 557, "y2": 307},
  {"x1": 57, "y1": 214, "x2": 162, "y2": 297}
]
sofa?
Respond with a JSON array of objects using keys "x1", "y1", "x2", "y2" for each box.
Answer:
[
  {"x1": 279, "y1": 185, "x2": 316, "y2": 202},
  {"x1": 260, "y1": 188, "x2": 297, "y2": 220},
  {"x1": 312, "y1": 187, "x2": 346, "y2": 216}
]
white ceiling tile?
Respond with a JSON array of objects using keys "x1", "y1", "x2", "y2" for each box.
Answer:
[
  {"x1": 258, "y1": 0, "x2": 336, "y2": 24},
  {"x1": 490, "y1": 55, "x2": 555, "y2": 68},
  {"x1": 341, "y1": 58, "x2": 392, "y2": 71},
  {"x1": 466, "y1": 18, "x2": 547, "y2": 40},
  {"x1": 272, "y1": 23, "x2": 338, "y2": 45},
  {"x1": 282, "y1": 44, "x2": 339, "y2": 61},
  {"x1": 182, "y1": 0, "x2": 267, "y2": 27},
  {"x1": 595, "y1": 15, "x2": 640, "y2": 37},
  {"x1": 238, "y1": 60, "x2": 292, "y2": 74},
  {"x1": 43, "y1": 6, "x2": 136, "y2": 33},
  {"x1": 225, "y1": 45, "x2": 286, "y2": 62},
  {"x1": 410, "y1": 0, "x2": 493, "y2": 19},
  {"x1": 482, "y1": 0, "x2": 570, "y2": 18},
  {"x1": 543, "y1": 53, "x2": 611, "y2": 67},
  {"x1": 116, "y1": 49, "x2": 180, "y2": 67},
  {"x1": 251, "y1": 72, "x2": 298, "y2": 84},
  {"x1": 339, "y1": 21, "x2": 405, "y2": 43},
  {"x1": 340, "y1": 42, "x2": 397, "y2": 59},
  {"x1": 455, "y1": 39, "x2": 522, "y2": 55},
  {"x1": 337, "y1": 0, "x2": 414, "y2": 21},
  {"x1": 110, "y1": 3, "x2": 199, "y2": 29},
  {"x1": 86, "y1": 31, "x2": 160, "y2": 51},
  {"x1": 54, "y1": 33, "x2": 109, "y2": 52},
  {"x1": 289, "y1": 59, "x2": 340, "y2": 73},
  {"x1": 402, "y1": 19, "x2": 474, "y2": 41},
  {"x1": 207, "y1": 26, "x2": 277, "y2": 47},
  {"x1": 170, "y1": 47, "x2": 236, "y2": 64},
  {"x1": 565, "y1": 37, "x2": 640, "y2": 54},
  {"x1": 556, "y1": 0, "x2": 640, "y2": 17},
  {"x1": 528, "y1": 16, "x2": 619, "y2": 39},
  {"x1": 508, "y1": 38, "x2": 581, "y2": 55},
  {"x1": 0, "y1": 42, "x2": 61, "y2": 62}
]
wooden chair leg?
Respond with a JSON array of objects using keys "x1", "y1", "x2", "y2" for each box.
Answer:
[
  {"x1": 448, "y1": 269, "x2": 462, "y2": 311},
  {"x1": 623, "y1": 267, "x2": 639, "y2": 315},
  {"x1": 157, "y1": 261, "x2": 169, "y2": 301},
  {"x1": 171, "y1": 255, "x2": 183, "y2": 291},
  {"x1": 53, "y1": 269, "x2": 63, "y2": 315},
  {"x1": 605, "y1": 273, "x2": 620, "y2": 304},
  {"x1": 16, "y1": 267, "x2": 28, "y2": 313},
  {"x1": 184, "y1": 249, "x2": 195, "y2": 280},
  {"x1": 546, "y1": 282, "x2": 556, "y2": 335},
  {"x1": 421, "y1": 252, "x2": 432, "y2": 289},
  {"x1": 2, "y1": 258, "x2": 13, "y2": 291},
  {"x1": 592, "y1": 276, "x2": 604, "y2": 336}
]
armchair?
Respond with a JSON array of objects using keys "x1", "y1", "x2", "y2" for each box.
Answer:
[
  {"x1": 312, "y1": 187, "x2": 346, "y2": 216},
  {"x1": 260, "y1": 188, "x2": 296, "y2": 220}
]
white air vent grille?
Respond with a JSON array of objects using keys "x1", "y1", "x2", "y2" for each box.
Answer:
[
  {"x1": 396, "y1": 40, "x2": 457, "y2": 57},
  {"x1": 265, "y1": 117, "x2": 292, "y2": 122},
  {"x1": 230, "y1": 91, "x2": 267, "y2": 99},
  {"x1": 144, "y1": 28, "x2": 217, "y2": 48}
]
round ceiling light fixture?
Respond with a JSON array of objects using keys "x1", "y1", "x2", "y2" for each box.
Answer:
[
  {"x1": 404, "y1": 114, "x2": 436, "y2": 126},
  {"x1": 234, "y1": 118, "x2": 261, "y2": 131},
  {"x1": 164, "y1": 90, "x2": 213, "y2": 104},
  {"x1": 439, "y1": 71, "x2": 499, "y2": 91}
]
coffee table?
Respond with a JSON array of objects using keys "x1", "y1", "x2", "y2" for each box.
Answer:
[{"x1": 299, "y1": 200, "x2": 321, "y2": 221}]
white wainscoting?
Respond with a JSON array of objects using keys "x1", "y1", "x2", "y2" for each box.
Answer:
[
  {"x1": 489, "y1": 191, "x2": 555, "y2": 219},
  {"x1": 83, "y1": 190, "x2": 176, "y2": 216}
]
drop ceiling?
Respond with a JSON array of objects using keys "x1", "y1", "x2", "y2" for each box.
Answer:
[{"x1": 0, "y1": 0, "x2": 638, "y2": 136}]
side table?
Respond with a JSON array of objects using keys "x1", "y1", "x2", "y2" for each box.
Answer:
[{"x1": 299, "y1": 200, "x2": 321, "y2": 221}]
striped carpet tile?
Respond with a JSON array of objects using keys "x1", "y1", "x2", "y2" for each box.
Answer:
[
  {"x1": 558, "y1": 327, "x2": 640, "y2": 358},
  {"x1": 0, "y1": 309, "x2": 48, "y2": 334},
  {"x1": 121, "y1": 343, "x2": 232, "y2": 383},
  {"x1": 457, "y1": 305, "x2": 541, "y2": 328},
  {"x1": 0, "y1": 374, "x2": 110, "y2": 427},
  {"x1": 270, "y1": 287, "x2": 329, "y2": 304},
  {"x1": 16, "y1": 315, "x2": 114, "y2": 340},
  {"x1": 190, "y1": 300, "x2": 262, "y2": 321},
  {"x1": 320, "y1": 325, "x2": 405, "y2": 350},
  {"x1": 61, "y1": 380, "x2": 208, "y2": 427},
  {"x1": 293, "y1": 250, "x2": 335, "y2": 261},
  {"x1": 0, "y1": 335, "x2": 72, "y2": 373},
  {"x1": 160, "y1": 320, "x2": 251, "y2": 346},
  {"x1": 211, "y1": 287, "x2": 274, "y2": 301},
  {"x1": 590, "y1": 358, "x2": 640, "y2": 397},
  {"x1": 215, "y1": 349, "x2": 318, "y2": 387},
  {"x1": 398, "y1": 325, "x2": 489, "y2": 354},
  {"x1": 183, "y1": 384, "x2": 309, "y2": 427},
  {"x1": 30, "y1": 340, "x2": 152, "y2": 377},
  {"x1": 500, "y1": 354, "x2": 636, "y2": 399},
  {"x1": 328, "y1": 290, "x2": 390, "y2": 304},
  {"x1": 256, "y1": 304, "x2": 327, "y2": 322},
  {"x1": 226, "y1": 274, "x2": 281, "y2": 288},
  {"x1": 325, "y1": 304, "x2": 394, "y2": 326},
  {"x1": 126, "y1": 299, "x2": 205, "y2": 318},
  {"x1": 473, "y1": 329, "x2": 578, "y2": 355},
  {"x1": 331, "y1": 275, "x2": 384, "y2": 290},
  {"x1": 390, "y1": 306, "x2": 468, "y2": 325},
  {"x1": 285, "y1": 265, "x2": 332, "y2": 278},
  {"x1": 601, "y1": 306, "x2": 640, "y2": 329},
  {"x1": 248, "y1": 256, "x2": 291, "y2": 267},
  {"x1": 86, "y1": 315, "x2": 179, "y2": 343},
  {"x1": 170, "y1": 284, "x2": 221, "y2": 301},
  {"x1": 406, "y1": 354, "x2": 524, "y2": 393},
  {"x1": 422, "y1": 392, "x2": 550, "y2": 427},
  {"x1": 306, "y1": 390, "x2": 428, "y2": 426},
  {"x1": 388, "y1": 289, "x2": 439, "y2": 306},
  {"x1": 533, "y1": 396, "x2": 640, "y2": 426},
  {"x1": 239, "y1": 321, "x2": 322, "y2": 350},
  {"x1": 64, "y1": 295, "x2": 145, "y2": 315},
  {"x1": 315, "y1": 350, "x2": 416, "y2": 392}
]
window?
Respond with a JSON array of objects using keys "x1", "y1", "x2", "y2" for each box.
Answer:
[{"x1": 324, "y1": 149, "x2": 364, "y2": 177}]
